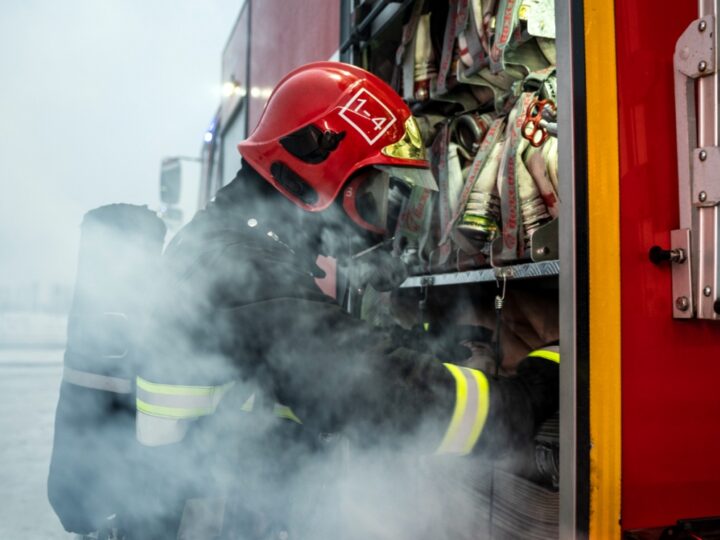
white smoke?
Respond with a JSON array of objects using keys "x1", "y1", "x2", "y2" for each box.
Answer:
[{"x1": 45, "y1": 180, "x2": 558, "y2": 539}]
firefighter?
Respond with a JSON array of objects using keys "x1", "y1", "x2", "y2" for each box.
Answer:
[{"x1": 134, "y1": 61, "x2": 559, "y2": 538}]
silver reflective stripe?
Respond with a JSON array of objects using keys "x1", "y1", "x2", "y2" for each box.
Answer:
[
  {"x1": 436, "y1": 364, "x2": 490, "y2": 456},
  {"x1": 136, "y1": 411, "x2": 191, "y2": 447},
  {"x1": 62, "y1": 366, "x2": 132, "y2": 394}
]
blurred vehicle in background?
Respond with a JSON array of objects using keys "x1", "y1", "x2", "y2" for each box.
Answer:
[{"x1": 158, "y1": 156, "x2": 201, "y2": 240}]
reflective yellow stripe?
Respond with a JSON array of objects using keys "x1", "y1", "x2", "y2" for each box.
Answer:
[
  {"x1": 137, "y1": 377, "x2": 301, "y2": 424},
  {"x1": 436, "y1": 363, "x2": 489, "y2": 455},
  {"x1": 437, "y1": 363, "x2": 468, "y2": 454},
  {"x1": 273, "y1": 404, "x2": 303, "y2": 424},
  {"x1": 135, "y1": 377, "x2": 235, "y2": 421},
  {"x1": 527, "y1": 350, "x2": 560, "y2": 364},
  {"x1": 136, "y1": 398, "x2": 213, "y2": 419},
  {"x1": 136, "y1": 377, "x2": 224, "y2": 396}
]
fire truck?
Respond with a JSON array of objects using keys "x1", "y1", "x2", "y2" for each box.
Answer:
[{"x1": 160, "y1": 0, "x2": 720, "y2": 537}]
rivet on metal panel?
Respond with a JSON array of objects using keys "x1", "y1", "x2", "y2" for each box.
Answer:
[
  {"x1": 699, "y1": 60, "x2": 708, "y2": 72},
  {"x1": 700, "y1": 149, "x2": 708, "y2": 161},
  {"x1": 676, "y1": 296, "x2": 690, "y2": 311},
  {"x1": 699, "y1": 19, "x2": 708, "y2": 31},
  {"x1": 699, "y1": 191, "x2": 708, "y2": 202},
  {"x1": 704, "y1": 286, "x2": 712, "y2": 297}
]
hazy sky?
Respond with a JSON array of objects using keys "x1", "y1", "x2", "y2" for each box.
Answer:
[{"x1": 0, "y1": 0, "x2": 240, "y2": 286}]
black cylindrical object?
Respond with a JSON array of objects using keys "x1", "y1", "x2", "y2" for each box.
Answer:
[{"x1": 48, "y1": 204, "x2": 165, "y2": 534}]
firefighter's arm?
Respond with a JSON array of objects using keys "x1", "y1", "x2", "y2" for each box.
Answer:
[
  {"x1": 432, "y1": 346, "x2": 559, "y2": 457},
  {"x1": 221, "y1": 298, "x2": 559, "y2": 456}
]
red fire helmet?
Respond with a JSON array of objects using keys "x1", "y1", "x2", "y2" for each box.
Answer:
[{"x1": 237, "y1": 61, "x2": 430, "y2": 213}]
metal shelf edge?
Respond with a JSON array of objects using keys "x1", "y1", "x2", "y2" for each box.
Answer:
[{"x1": 399, "y1": 260, "x2": 560, "y2": 288}]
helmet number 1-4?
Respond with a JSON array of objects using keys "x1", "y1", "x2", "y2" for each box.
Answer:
[{"x1": 339, "y1": 88, "x2": 397, "y2": 145}]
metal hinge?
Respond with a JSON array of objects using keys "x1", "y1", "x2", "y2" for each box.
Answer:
[{"x1": 671, "y1": 13, "x2": 719, "y2": 319}]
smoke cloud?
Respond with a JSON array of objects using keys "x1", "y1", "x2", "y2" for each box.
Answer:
[{"x1": 47, "y1": 166, "x2": 558, "y2": 539}]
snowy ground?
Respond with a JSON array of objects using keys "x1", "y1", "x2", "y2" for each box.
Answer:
[{"x1": 0, "y1": 346, "x2": 72, "y2": 538}]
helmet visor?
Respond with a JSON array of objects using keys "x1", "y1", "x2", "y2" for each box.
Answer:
[
  {"x1": 343, "y1": 166, "x2": 437, "y2": 235},
  {"x1": 382, "y1": 116, "x2": 427, "y2": 161}
]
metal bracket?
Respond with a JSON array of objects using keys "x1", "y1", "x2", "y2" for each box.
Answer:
[
  {"x1": 530, "y1": 218, "x2": 559, "y2": 262},
  {"x1": 670, "y1": 229, "x2": 694, "y2": 318},
  {"x1": 675, "y1": 15, "x2": 715, "y2": 78},
  {"x1": 695, "y1": 205, "x2": 720, "y2": 319},
  {"x1": 692, "y1": 147, "x2": 720, "y2": 205},
  {"x1": 672, "y1": 15, "x2": 720, "y2": 320},
  {"x1": 494, "y1": 266, "x2": 515, "y2": 280},
  {"x1": 398, "y1": 260, "x2": 559, "y2": 288}
]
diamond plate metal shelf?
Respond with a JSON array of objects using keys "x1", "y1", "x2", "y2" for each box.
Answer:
[{"x1": 399, "y1": 260, "x2": 560, "y2": 288}]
